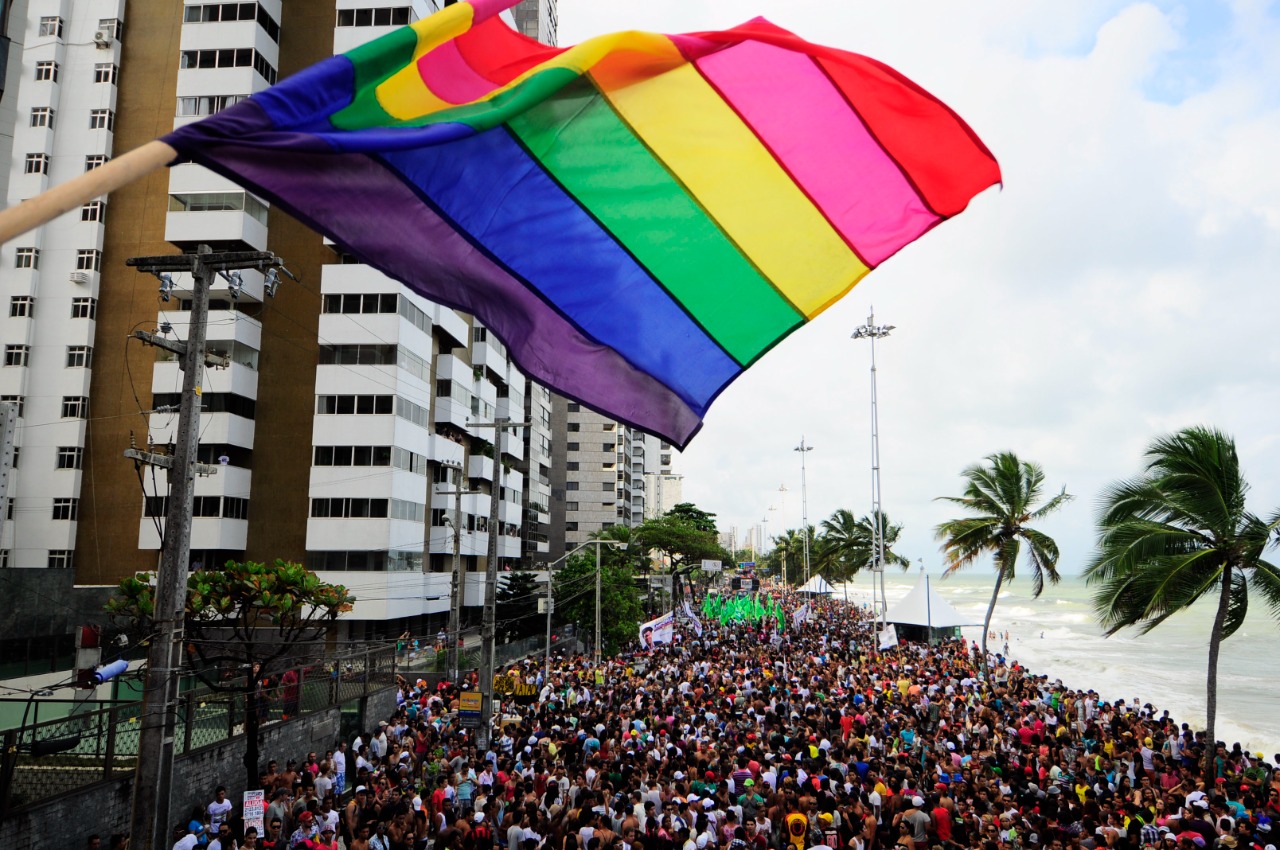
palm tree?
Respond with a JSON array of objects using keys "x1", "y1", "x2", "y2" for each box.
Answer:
[
  {"x1": 815, "y1": 508, "x2": 910, "y2": 582},
  {"x1": 1084, "y1": 426, "x2": 1280, "y2": 780},
  {"x1": 934, "y1": 452, "x2": 1072, "y2": 661},
  {"x1": 769, "y1": 528, "x2": 808, "y2": 585}
]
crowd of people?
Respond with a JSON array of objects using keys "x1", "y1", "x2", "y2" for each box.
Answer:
[{"x1": 152, "y1": 590, "x2": 1280, "y2": 850}]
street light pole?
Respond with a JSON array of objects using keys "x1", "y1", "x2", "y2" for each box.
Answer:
[
  {"x1": 851, "y1": 309, "x2": 895, "y2": 630},
  {"x1": 794, "y1": 438, "x2": 813, "y2": 584},
  {"x1": 469, "y1": 417, "x2": 530, "y2": 751},
  {"x1": 543, "y1": 538, "x2": 623, "y2": 678}
]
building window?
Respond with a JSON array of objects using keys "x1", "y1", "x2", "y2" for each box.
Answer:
[
  {"x1": 66, "y1": 346, "x2": 93, "y2": 368},
  {"x1": 567, "y1": 442, "x2": 579, "y2": 452},
  {"x1": 566, "y1": 482, "x2": 579, "y2": 491},
  {"x1": 94, "y1": 63, "x2": 119, "y2": 84},
  {"x1": 567, "y1": 403, "x2": 580, "y2": 412},
  {"x1": 223, "y1": 497, "x2": 249, "y2": 520},
  {"x1": 312, "y1": 446, "x2": 393, "y2": 467},
  {"x1": 98, "y1": 18, "x2": 123, "y2": 41},
  {"x1": 168, "y1": 191, "x2": 268, "y2": 224},
  {"x1": 153, "y1": 391, "x2": 256, "y2": 419},
  {"x1": 567, "y1": 423, "x2": 580, "y2": 432},
  {"x1": 4, "y1": 345, "x2": 30, "y2": 367},
  {"x1": 52, "y1": 498, "x2": 79, "y2": 520},
  {"x1": 337, "y1": 7, "x2": 413, "y2": 27},
  {"x1": 176, "y1": 94, "x2": 248, "y2": 117},
  {"x1": 48, "y1": 550, "x2": 73, "y2": 569},
  {"x1": 14, "y1": 248, "x2": 39, "y2": 269},
  {"x1": 565, "y1": 522, "x2": 578, "y2": 532},
  {"x1": 182, "y1": 3, "x2": 279, "y2": 42},
  {"x1": 25, "y1": 154, "x2": 50, "y2": 175},
  {"x1": 89, "y1": 109, "x2": 115, "y2": 131},
  {"x1": 603, "y1": 443, "x2": 615, "y2": 453},
  {"x1": 76, "y1": 250, "x2": 103, "y2": 272},
  {"x1": 315, "y1": 394, "x2": 394, "y2": 415},
  {"x1": 565, "y1": 502, "x2": 578, "y2": 511},
  {"x1": 473, "y1": 326, "x2": 487, "y2": 342},
  {"x1": 56, "y1": 447, "x2": 83, "y2": 469},
  {"x1": 71, "y1": 297, "x2": 98, "y2": 319},
  {"x1": 0, "y1": 396, "x2": 24, "y2": 418},
  {"x1": 321, "y1": 292, "x2": 398, "y2": 314},
  {"x1": 38, "y1": 16, "x2": 64, "y2": 38},
  {"x1": 30, "y1": 107, "x2": 55, "y2": 129},
  {"x1": 10, "y1": 296, "x2": 34, "y2": 318},
  {"x1": 318, "y1": 344, "x2": 397, "y2": 366},
  {"x1": 35, "y1": 61, "x2": 59, "y2": 82},
  {"x1": 61, "y1": 396, "x2": 89, "y2": 418},
  {"x1": 85, "y1": 155, "x2": 109, "y2": 171},
  {"x1": 178, "y1": 48, "x2": 277, "y2": 84},
  {"x1": 602, "y1": 482, "x2": 613, "y2": 491},
  {"x1": 81, "y1": 202, "x2": 107, "y2": 223},
  {"x1": 309, "y1": 497, "x2": 390, "y2": 519},
  {"x1": 566, "y1": 461, "x2": 579, "y2": 471}
]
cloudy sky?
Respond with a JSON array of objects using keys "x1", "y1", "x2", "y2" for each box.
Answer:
[{"x1": 559, "y1": 0, "x2": 1280, "y2": 575}]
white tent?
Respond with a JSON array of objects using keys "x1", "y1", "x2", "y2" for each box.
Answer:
[
  {"x1": 797, "y1": 574, "x2": 836, "y2": 595},
  {"x1": 883, "y1": 571, "x2": 978, "y2": 629}
]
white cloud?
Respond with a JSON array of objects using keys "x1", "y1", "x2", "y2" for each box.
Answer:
[{"x1": 557, "y1": 0, "x2": 1280, "y2": 574}]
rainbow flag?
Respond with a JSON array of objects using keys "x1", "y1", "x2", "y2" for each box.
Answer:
[{"x1": 164, "y1": 0, "x2": 999, "y2": 447}]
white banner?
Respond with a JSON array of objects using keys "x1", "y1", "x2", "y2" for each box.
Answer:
[
  {"x1": 701, "y1": 559, "x2": 723, "y2": 572},
  {"x1": 639, "y1": 612, "x2": 675, "y2": 649},
  {"x1": 792, "y1": 603, "x2": 810, "y2": 627},
  {"x1": 681, "y1": 601, "x2": 704, "y2": 637},
  {"x1": 878, "y1": 625, "x2": 898, "y2": 650},
  {"x1": 243, "y1": 789, "x2": 265, "y2": 834}
]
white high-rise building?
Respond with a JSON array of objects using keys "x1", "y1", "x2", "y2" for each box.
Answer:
[
  {"x1": 1, "y1": 1, "x2": 126, "y2": 571},
  {"x1": 0, "y1": 0, "x2": 560, "y2": 649}
]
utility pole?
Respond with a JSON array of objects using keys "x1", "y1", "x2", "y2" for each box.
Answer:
[
  {"x1": 126, "y1": 246, "x2": 291, "y2": 850},
  {"x1": 469, "y1": 417, "x2": 529, "y2": 751},
  {"x1": 0, "y1": 402, "x2": 17, "y2": 540},
  {"x1": 434, "y1": 461, "x2": 477, "y2": 681}
]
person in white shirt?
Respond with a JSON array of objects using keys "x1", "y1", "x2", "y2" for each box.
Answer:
[{"x1": 208, "y1": 787, "x2": 234, "y2": 830}]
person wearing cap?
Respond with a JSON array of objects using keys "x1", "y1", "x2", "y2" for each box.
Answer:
[
  {"x1": 287, "y1": 811, "x2": 318, "y2": 850},
  {"x1": 893, "y1": 796, "x2": 931, "y2": 846}
]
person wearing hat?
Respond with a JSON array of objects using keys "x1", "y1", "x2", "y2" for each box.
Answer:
[
  {"x1": 287, "y1": 811, "x2": 318, "y2": 850},
  {"x1": 893, "y1": 796, "x2": 931, "y2": 846}
]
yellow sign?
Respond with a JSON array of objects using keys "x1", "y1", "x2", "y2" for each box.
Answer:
[{"x1": 459, "y1": 691, "x2": 482, "y2": 712}]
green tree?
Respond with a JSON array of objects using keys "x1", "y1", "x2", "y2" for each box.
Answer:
[
  {"x1": 765, "y1": 528, "x2": 810, "y2": 585},
  {"x1": 552, "y1": 543, "x2": 644, "y2": 657},
  {"x1": 633, "y1": 514, "x2": 725, "y2": 572},
  {"x1": 665, "y1": 502, "x2": 719, "y2": 534},
  {"x1": 814, "y1": 508, "x2": 910, "y2": 582},
  {"x1": 496, "y1": 570, "x2": 543, "y2": 643},
  {"x1": 934, "y1": 452, "x2": 1071, "y2": 660},
  {"x1": 1084, "y1": 426, "x2": 1280, "y2": 779},
  {"x1": 106, "y1": 559, "x2": 353, "y2": 788}
]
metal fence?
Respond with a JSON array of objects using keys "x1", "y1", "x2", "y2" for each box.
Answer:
[{"x1": 0, "y1": 646, "x2": 395, "y2": 817}]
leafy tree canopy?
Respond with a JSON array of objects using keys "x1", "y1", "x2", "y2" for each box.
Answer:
[
  {"x1": 551, "y1": 546, "x2": 643, "y2": 657},
  {"x1": 106, "y1": 559, "x2": 353, "y2": 787}
]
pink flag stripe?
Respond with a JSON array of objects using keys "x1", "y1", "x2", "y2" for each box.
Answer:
[
  {"x1": 419, "y1": 38, "x2": 501, "y2": 104},
  {"x1": 696, "y1": 39, "x2": 939, "y2": 267}
]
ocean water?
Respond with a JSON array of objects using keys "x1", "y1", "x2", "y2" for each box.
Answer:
[{"x1": 833, "y1": 571, "x2": 1280, "y2": 755}]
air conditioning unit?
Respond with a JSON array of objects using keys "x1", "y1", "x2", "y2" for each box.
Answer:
[
  {"x1": 69, "y1": 271, "x2": 91, "y2": 285},
  {"x1": 93, "y1": 30, "x2": 112, "y2": 48}
]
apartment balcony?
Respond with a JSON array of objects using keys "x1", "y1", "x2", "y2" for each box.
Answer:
[
  {"x1": 468, "y1": 454, "x2": 494, "y2": 482},
  {"x1": 312, "y1": 571, "x2": 452, "y2": 621}
]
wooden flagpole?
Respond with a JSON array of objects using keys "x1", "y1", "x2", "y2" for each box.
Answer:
[{"x1": 0, "y1": 141, "x2": 177, "y2": 244}]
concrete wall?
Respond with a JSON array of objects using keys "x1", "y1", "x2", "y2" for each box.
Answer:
[{"x1": 0, "y1": 692, "x2": 393, "y2": 850}]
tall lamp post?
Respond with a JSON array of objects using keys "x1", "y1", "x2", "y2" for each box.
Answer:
[
  {"x1": 543, "y1": 538, "x2": 626, "y2": 676},
  {"x1": 851, "y1": 309, "x2": 894, "y2": 629},
  {"x1": 794, "y1": 438, "x2": 813, "y2": 584}
]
